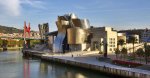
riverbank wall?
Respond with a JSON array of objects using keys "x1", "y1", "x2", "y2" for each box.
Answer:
[{"x1": 23, "y1": 50, "x2": 150, "y2": 78}]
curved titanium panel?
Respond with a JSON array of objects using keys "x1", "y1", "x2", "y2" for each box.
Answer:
[
  {"x1": 70, "y1": 13, "x2": 78, "y2": 19},
  {"x1": 81, "y1": 19, "x2": 90, "y2": 29},
  {"x1": 67, "y1": 27, "x2": 87, "y2": 44},
  {"x1": 53, "y1": 32, "x2": 66, "y2": 52},
  {"x1": 53, "y1": 15, "x2": 72, "y2": 53}
]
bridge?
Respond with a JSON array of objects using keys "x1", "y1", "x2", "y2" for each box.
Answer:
[
  {"x1": 0, "y1": 36, "x2": 42, "y2": 40},
  {"x1": 0, "y1": 36, "x2": 43, "y2": 51}
]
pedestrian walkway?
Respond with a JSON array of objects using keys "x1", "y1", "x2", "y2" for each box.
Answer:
[{"x1": 43, "y1": 53, "x2": 150, "y2": 75}]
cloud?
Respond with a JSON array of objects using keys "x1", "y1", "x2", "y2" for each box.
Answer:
[
  {"x1": 0, "y1": 0, "x2": 20, "y2": 16},
  {"x1": 0, "y1": 0, "x2": 45, "y2": 16},
  {"x1": 21, "y1": 0, "x2": 45, "y2": 9}
]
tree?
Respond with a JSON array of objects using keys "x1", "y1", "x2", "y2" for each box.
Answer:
[
  {"x1": 118, "y1": 39, "x2": 125, "y2": 49},
  {"x1": 128, "y1": 36, "x2": 137, "y2": 54},
  {"x1": 18, "y1": 40, "x2": 23, "y2": 47},
  {"x1": 144, "y1": 44, "x2": 150, "y2": 64},
  {"x1": 0, "y1": 38, "x2": 2, "y2": 47},
  {"x1": 99, "y1": 41, "x2": 103, "y2": 54},
  {"x1": 2, "y1": 40, "x2": 8, "y2": 47},
  {"x1": 121, "y1": 48, "x2": 128, "y2": 59},
  {"x1": 136, "y1": 48, "x2": 144, "y2": 57},
  {"x1": 115, "y1": 48, "x2": 120, "y2": 59},
  {"x1": 136, "y1": 48, "x2": 144, "y2": 63},
  {"x1": 104, "y1": 43, "x2": 108, "y2": 58}
]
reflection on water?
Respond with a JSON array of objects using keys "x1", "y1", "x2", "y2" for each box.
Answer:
[
  {"x1": 23, "y1": 59, "x2": 30, "y2": 78},
  {"x1": 0, "y1": 51, "x2": 112, "y2": 78}
]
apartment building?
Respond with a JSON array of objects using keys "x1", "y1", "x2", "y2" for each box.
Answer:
[{"x1": 90, "y1": 27, "x2": 117, "y2": 54}]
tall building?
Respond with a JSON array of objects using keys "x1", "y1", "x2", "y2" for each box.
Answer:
[
  {"x1": 90, "y1": 27, "x2": 117, "y2": 54},
  {"x1": 38, "y1": 23, "x2": 49, "y2": 39}
]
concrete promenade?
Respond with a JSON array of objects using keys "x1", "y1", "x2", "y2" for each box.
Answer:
[{"x1": 24, "y1": 50, "x2": 150, "y2": 78}]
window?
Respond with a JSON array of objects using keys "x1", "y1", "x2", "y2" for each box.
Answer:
[
  {"x1": 113, "y1": 45, "x2": 115, "y2": 47},
  {"x1": 109, "y1": 48, "x2": 112, "y2": 51},
  {"x1": 109, "y1": 42, "x2": 113, "y2": 44},
  {"x1": 109, "y1": 45, "x2": 112, "y2": 47},
  {"x1": 113, "y1": 38, "x2": 115, "y2": 40}
]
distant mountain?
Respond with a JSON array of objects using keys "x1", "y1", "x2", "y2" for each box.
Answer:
[{"x1": 0, "y1": 25, "x2": 37, "y2": 34}]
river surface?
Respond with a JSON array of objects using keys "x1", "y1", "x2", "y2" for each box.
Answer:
[{"x1": 0, "y1": 51, "x2": 116, "y2": 78}]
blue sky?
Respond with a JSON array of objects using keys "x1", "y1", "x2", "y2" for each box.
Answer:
[{"x1": 0, "y1": 0, "x2": 150, "y2": 31}]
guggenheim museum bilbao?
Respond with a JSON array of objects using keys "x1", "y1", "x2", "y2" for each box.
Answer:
[{"x1": 40, "y1": 13, "x2": 118, "y2": 54}]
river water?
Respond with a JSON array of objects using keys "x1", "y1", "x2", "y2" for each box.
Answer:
[{"x1": 0, "y1": 51, "x2": 115, "y2": 78}]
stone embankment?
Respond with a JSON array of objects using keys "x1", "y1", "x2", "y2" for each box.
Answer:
[{"x1": 24, "y1": 50, "x2": 150, "y2": 78}]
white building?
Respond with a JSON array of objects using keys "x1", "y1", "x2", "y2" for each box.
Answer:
[{"x1": 90, "y1": 27, "x2": 117, "y2": 54}]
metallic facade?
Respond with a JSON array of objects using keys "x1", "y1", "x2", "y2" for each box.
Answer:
[
  {"x1": 67, "y1": 28, "x2": 87, "y2": 44},
  {"x1": 53, "y1": 15, "x2": 71, "y2": 53},
  {"x1": 53, "y1": 13, "x2": 90, "y2": 53}
]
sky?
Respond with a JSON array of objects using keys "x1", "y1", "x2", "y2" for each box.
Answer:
[{"x1": 0, "y1": 0, "x2": 150, "y2": 31}]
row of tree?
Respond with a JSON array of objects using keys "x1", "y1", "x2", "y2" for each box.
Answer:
[
  {"x1": 115, "y1": 37, "x2": 150, "y2": 64},
  {"x1": 0, "y1": 39, "x2": 23, "y2": 47},
  {"x1": 135, "y1": 44, "x2": 150, "y2": 64},
  {"x1": 115, "y1": 47, "x2": 127, "y2": 59},
  {"x1": 0, "y1": 38, "x2": 40, "y2": 48}
]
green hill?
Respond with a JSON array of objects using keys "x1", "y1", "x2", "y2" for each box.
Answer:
[
  {"x1": 0, "y1": 25, "x2": 36, "y2": 34},
  {"x1": 0, "y1": 25, "x2": 23, "y2": 34}
]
